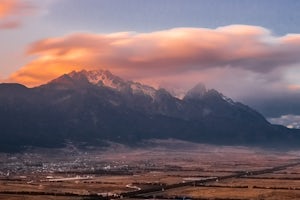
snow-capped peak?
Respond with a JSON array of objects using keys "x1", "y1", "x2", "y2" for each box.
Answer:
[
  {"x1": 69, "y1": 69, "x2": 157, "y2": 99},
  {"x1": 79, "y1": 69, "x2": 126, "y2": 90},
  {"x1": 129, "y1": 81, "x2": 156, "y2": 99},
  {"x1": 221, "y1": 94, "x2": 235, "y2": 105}
]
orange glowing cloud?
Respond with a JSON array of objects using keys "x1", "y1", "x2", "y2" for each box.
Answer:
[
  {"x1": 0, "y1": 0, "x2": 34, "y2": 29},
  {"x1": 288, "y1": 84, "x2": 300, "y2": 91},
  {"x1": 8, "y1": 25, "x2": 300, "y2": 87},
  {"x1": 0, "y1": 0, "x2": 17, "y2": 18}
]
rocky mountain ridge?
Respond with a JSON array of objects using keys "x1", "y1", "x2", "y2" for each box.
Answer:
[{"x1": 0, "y1": 70, "x2": 299, "y2": 152}]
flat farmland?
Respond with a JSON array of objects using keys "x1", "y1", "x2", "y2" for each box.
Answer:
[
  {"x1": 1, "y1": 140, "x2": 300, "y2": 199},
  {"x1": 154, "y1": 186, "x2": 300, "y2": 200},
  {"x1": 0, "y1": 194, "x2": 81, "y2": 200}
]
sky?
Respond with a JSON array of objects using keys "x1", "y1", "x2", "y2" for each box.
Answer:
[{"x1": 1, "y1": 0, "x2": 300, "y2": 127}]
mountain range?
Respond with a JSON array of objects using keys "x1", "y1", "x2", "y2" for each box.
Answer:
[{"x1": 0, "y1": 70, "x2": 299, "y2": 152}]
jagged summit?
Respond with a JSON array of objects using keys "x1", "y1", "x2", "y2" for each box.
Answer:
[
  {"x1": 184, "y1": 82, "x2": 207, "y2": 100},
  {"x1": 78, "y1": 69, "x2": 126, "y2": 90},
  {"x1": 69, "y1": 69, "x2": 158, "y2": 98},
  {"x1": 1, "y1": 69, "x2": 298, "y2": 152},
  {"x1": 48, "y1": 70, "x2": 238, "y2": 106},
  {"x1": 46, "y1": 69, "x2": 157, "y2": 98},
  {"x1": 183, "y1": 83, "x2": 235, "y2": 105}
]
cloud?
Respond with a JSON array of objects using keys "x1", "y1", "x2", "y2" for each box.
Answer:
[
  {"x1": 288, "y1": 84, "x2": 300, "y2": 91},
  {"x1": 0, "y1": 0, "x2": 16, "y2": 18},
  {"x1": 0, "y1": 20, "x2": 20, "y2": 29},
  {"x1": 244, "y1": 91, "x2": 300, "y2": 118},
  {"x1": 5, "y1": 25, "x2": 300, "y2": 98},
  {"x1": 268, "y1": 115, "x2": 300, "y2": 129},
  {"x1": 5, "y1": 25, "x2": 300, "y2": 120},
  {"x1": 0, "y1": 0, "x2": 34, "y2": 29},
  {"x1": 8, "y1": 25, "x2": 300, "y2": 88}
]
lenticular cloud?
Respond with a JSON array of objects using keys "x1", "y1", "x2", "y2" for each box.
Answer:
[{"x1": 9, "y1": 25, "x2": 300, "y2": 87}]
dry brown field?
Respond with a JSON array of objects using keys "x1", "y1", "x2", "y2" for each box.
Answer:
[{"x1": 1, "y1": 141, "x2": 300, "y2": 199}]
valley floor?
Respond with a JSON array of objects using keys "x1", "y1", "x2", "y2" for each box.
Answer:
[{"x1": 1, "y1": 140, "x2": 300, "y2": 200}]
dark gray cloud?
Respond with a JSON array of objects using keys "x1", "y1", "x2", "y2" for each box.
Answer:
[{"x1": 242, "y1": 93, "x2": 300, "y2": 118}]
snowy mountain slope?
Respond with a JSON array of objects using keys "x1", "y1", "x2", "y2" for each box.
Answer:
[{"x1": 0, "y1": 69, "x2": 299, "y2": 152}]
